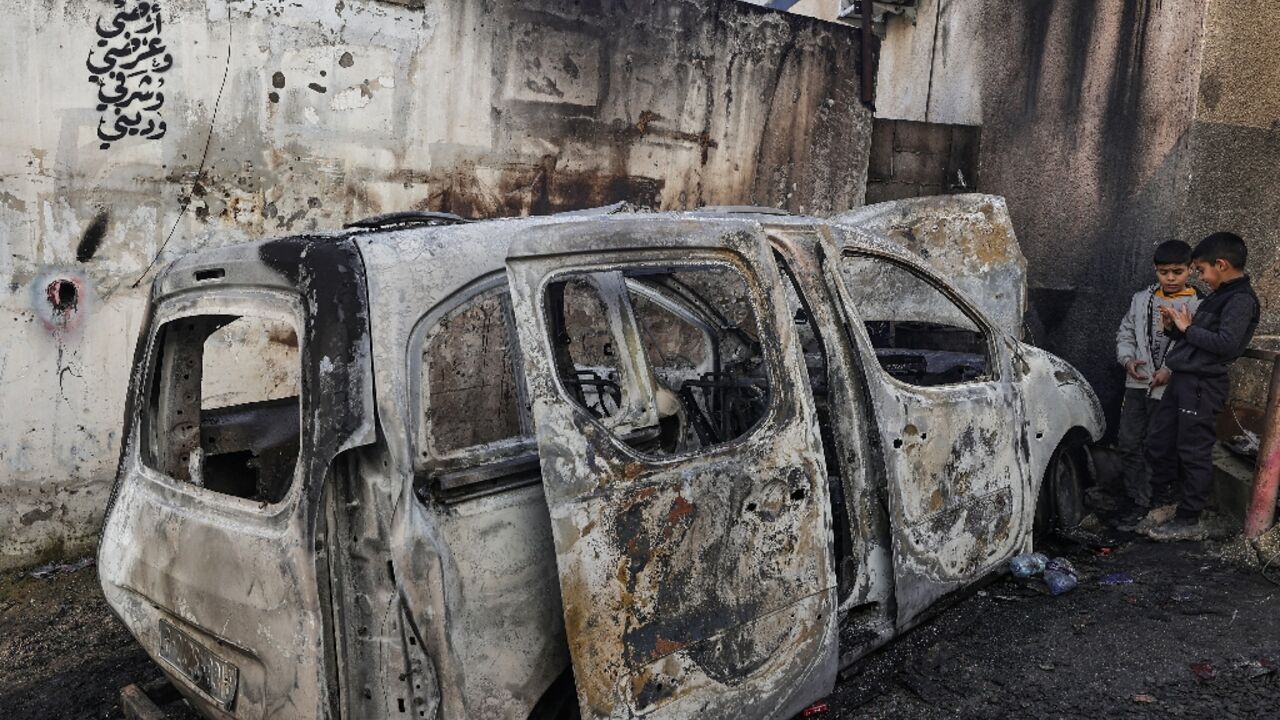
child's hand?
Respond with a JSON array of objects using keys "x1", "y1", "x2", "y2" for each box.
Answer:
[
  {"x1": 1160, "y1": 303, "x2": 1194, "y2": 331},
  {"x1": 1125, "y1": 359, "x2": 1149, "y2": 381},
  {"x1": 1151, "y1": 368, "x2": 1172, "y2": 387}
]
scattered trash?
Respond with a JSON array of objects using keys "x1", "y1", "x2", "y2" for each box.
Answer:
[
  {"x1": 1099, "y1": 572, "x2": 1135, "y2": 586},
  {"x1": 1043, "y1": 558, "x2": 1078, "y2": 596},
  {"x1": 1133, "y1": 693, "x2": 1157, "y2": 703},
  {"x1": 1038, "y1": 663, "x2": 1055, "y2": 671},
  {"x1": 801, "y1": 701, "x2": 829, "y2": 717},
  {"x1": 1234, "y1": 657, "x2": 1277, "y2": 679},
  {"x1": 1094, "y1": 547, "x2": 1114, "y2": 557},
  {"x1": 29, "y1": 556, "x2": 95, "y2": 580},
  {"x1": 1009, "y1": 552, "x2": 1049, "y2": 578},
  {"x1": 1079, "y1": 512, "x2": 1105, "y2": 533},
  {"x1": 1190, "y1": 662, "x2": 1216, "y2": 681},
  {"x1": 1225, "y1": 427, "x2": 1260, "y2": 458}
]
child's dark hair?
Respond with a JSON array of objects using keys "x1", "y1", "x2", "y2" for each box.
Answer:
[
  {"x1": 1192, "y1": 231, "x2": 1247, "y2": 269},
  {"x1": 1152, "y1": 240, "x2": 1192, "y2": 266}
]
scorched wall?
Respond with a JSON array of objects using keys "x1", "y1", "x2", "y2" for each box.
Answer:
[{"x1": 0, "y1": 0, "x2": 872, "y2": 567}]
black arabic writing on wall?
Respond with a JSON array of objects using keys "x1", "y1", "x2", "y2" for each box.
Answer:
[{"x1": 88, "y1": 0, "x2": 172, "y2": 150}]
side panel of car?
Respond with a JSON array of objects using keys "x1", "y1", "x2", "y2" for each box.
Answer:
[
  {"x1": 99, "y1": 237, "x2": 378, "y2": 719},
  {"x1": 1012, "y1": 343, "x2": 1106, "y2": 534}
]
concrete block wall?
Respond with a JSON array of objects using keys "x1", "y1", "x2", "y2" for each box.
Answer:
[
  {"x1": 865, "y1": 118, "x2": 978, "y2": 204},
  {"x1": 874, "y1": 0, "x2": 1280, "y2": 440},
  {"x1": 0, "y1": 0, "x2": 871, "y2": 567}
]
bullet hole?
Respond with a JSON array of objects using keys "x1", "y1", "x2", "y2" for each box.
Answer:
[
  {"x1": 268, "y1": 91, "x2": 280, "y2": 103},
  {"x1": 272, "y1": 71, "x2": 286, "y2": 88},
  {"x1": 339, "y1": 51, "x2": 354, "y2": 68},
  {"x1": 307, "y1": 196, "x2": 321, "y2": 208},
  {"x1": 790, "y1": 487, "x2": 806, "y2": 501},
  {"x1": 308, "y1": 82, "x2": 327, "y2": 94},
  {"x1": 76, "y1": 211, "x2": 109, "y2": 262},
  {"x1": 893, "y1": 438, "x2": 903, "y2": 448},
  {"x1": 46, "y1": 279, "x2": 78, "y2": 315},
  {"x1": 319, "y1": 70, "x2": 327, "y2": 77}
]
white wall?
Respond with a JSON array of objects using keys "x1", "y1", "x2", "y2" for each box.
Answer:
[{"x1": 0, "y1": 0, "x2": 871, "y2": 566}]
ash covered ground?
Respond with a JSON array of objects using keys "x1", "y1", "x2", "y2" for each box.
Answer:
[{"x1": 1, "y1": 538, "x2": 1277, "y2": 719}]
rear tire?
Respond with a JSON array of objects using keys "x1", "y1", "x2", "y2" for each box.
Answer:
[{"x1": 1035, "y1": 438, "x2": 1087, "y2": 537}]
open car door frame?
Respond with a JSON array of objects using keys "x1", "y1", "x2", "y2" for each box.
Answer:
[{"x1": 505, "y1": 217, "x2": 839, "y2": 719}]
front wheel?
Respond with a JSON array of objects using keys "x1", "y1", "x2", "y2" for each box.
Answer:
[{"x1": 1034, "y1": 438, "x2": 1087, "y2": 536}]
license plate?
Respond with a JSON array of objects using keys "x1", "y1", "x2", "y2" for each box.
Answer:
[{"x1": 158, "y1": 619, "x2": 239, "y2": 710}]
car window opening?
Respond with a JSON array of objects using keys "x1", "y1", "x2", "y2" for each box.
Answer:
[
  {"x1": 422, "y1": 286, "x2": 529, "y2": 456},
  {"x1": 415, "y1": 283, "x2": 541, "y2": 501},
  {"x1": 545, "y1": 265, "x2": 771, "y2": 457},
  {"x1": 143, "y1": 314, "x2": 301, "y2": 503},
  {"x1": 840, "y1": 253, "x2": 991, "y2": 387}
]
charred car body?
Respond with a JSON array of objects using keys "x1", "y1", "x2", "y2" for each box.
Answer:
[{"x1": 99, "y1": 195, "x2": 1103, "y2": 720}]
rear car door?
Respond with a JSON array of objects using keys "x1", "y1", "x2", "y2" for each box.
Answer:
[
  {"x1": 505, "y1": 218, "x2": 838, "y2": 719},
  {"x1": 829, "y1": 234, "x2": 1029, "y2": 628},
  {"x1": 99, "y1": 238, "x2": 375, "y2": 719}
]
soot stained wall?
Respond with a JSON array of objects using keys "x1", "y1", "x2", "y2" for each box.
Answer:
[{"x1": 0, "y1": 0, "x2": 871, "y2": 566}]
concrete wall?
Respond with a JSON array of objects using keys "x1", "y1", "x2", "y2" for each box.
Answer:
[
  {"x1": 874, "y1": 0, "x2": 1266, "y2": 436},
  {"x1": 1179, "y1": 0, "x2": 1280, "y2": 419},
  {"x1": 0, "y1": 0, "x2": 871, "y2": 567}
]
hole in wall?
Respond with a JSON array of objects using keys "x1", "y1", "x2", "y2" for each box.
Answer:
[{"x1": 46, "y1": 279, "x2": 79, "y2": 315}]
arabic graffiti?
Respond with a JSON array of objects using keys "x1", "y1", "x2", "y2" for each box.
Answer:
[{"x1": 87, "y1": 1, "x2": 172, "y2": 150}]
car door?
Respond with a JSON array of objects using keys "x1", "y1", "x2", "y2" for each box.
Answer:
[
  {"x1": 505, "y1": 217, "x2": 838, "y2": 719},
  {"x1": 829, "y1": 231, "x2": 1029, "y2": 629}
]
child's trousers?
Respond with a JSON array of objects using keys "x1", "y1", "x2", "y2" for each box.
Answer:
[
  {"x1": 1116, "y1": 388, "x2": 1159, "y2": 507},
  {"x1": 1145, "y1": 373, "x2": 1229, "y2": 519}
]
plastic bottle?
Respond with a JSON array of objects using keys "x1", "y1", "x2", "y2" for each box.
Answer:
[
  {"x1": 1043, "y1": 557, "x2": 1078, "y2": 595},
  {"x1": 1009, "y1": 552, "x2": 1049, "y2": 578}
]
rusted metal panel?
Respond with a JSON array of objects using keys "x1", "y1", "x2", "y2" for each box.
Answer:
[{"x1": 834, "y1": 194, "x2": 1028, "y2": 339}]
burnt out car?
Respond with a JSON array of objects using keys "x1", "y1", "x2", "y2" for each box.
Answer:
[{"x1": 99, "y1": 195, "x2": 1102, "y2": 720}]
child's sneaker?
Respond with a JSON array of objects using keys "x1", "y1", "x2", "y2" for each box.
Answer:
[{"x1": 1145, "y1": 515, "x2": 1207, "y2": 542}]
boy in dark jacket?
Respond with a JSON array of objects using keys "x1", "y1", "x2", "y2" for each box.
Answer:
[{"x1": 1146, "y1": 232, "x2": 1261, "y2": 541}]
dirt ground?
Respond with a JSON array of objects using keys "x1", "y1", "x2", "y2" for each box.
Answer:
[{"x1": 2, "y1": 535, "x2": 1277, "y2": 719}]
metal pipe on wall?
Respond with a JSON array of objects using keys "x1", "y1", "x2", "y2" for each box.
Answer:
[{"x1": 1244, "y1": 346, "x2": 1280, "y2": 539}]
